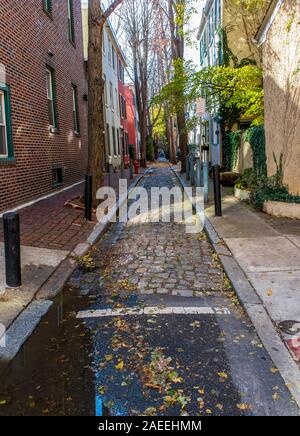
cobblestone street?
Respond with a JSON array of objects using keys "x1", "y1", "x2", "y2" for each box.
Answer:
[
  {"x1": 99, "y1": 167, "x2": 223, "y2": 298},
  {"x1": 0, "y1": 166, "x2": 298, "y2": 416}
]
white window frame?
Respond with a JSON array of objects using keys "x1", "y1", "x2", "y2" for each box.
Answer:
[
  {"x1": 46, "y1": 67, "x2": 55, "y2": 128},
  {"x1": 109, "y1": 82, "x2": 114, "y2": 110},
  {"x1": 103, "y1": 74, "x2": 108, "y2": 106},
  {"x1": 72, "y1": 85, "x2": 79, "y2": 134},
  {"x1": 0, "y1": 90, "x2": 8, "y2": 158}
]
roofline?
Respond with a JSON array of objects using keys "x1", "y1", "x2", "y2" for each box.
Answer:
[
  {"x1": 82, "y1": 3, "x2": 127, "y2": 66},
  {"x1": 197, "y1": 0, "x2": 214, "y2": 39},
  {"x1": 254, "y1": 0, "x2": 284, "y2": 46}
]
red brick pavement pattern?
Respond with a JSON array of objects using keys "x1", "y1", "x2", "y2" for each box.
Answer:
[{"x1": 0, "y1": 169, "x2": 141, "y2": 251}]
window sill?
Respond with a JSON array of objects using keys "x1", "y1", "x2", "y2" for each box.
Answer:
[
  {"x1": 49, "y1": 126, "x2": 59, "y2": 134},
  {"x1": 0, "y1": 157, "x2": 16, "y2": 166}
]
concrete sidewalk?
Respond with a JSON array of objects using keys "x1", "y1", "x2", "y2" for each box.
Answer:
[
  {"x1": 0, "y1": 168, "x2": 142, "y2": 344},
  {"x1": 205, "y1": 191, "x2": 300, "y2": 362},
  {"x1": 173, "y1": 166, "x2": 300, "y2": 407}
]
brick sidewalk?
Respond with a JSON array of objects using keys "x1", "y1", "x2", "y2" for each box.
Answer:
[{"x1": 0, "y1": 168, "x2": 140, "y2": 252}]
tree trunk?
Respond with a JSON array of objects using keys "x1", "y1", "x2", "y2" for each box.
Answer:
[
  {"x1": 88, "y1": 0, "x2": 105, "y2": 204},
  {"x1": 177, "y1": 109, "x2": 187, "y2": 172},
  {"x1": 169, "y1": 116, "x2": 177, "y2": 164}
]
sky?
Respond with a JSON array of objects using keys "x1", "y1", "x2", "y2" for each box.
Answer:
[{"x1": 81, "y1": 0, "x2": 205, "y2": 66}]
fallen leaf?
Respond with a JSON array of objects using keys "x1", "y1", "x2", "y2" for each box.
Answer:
[
  {"x1": 0, "y1": 400, "x2": 7, "y2": 406},
  {"x1": 267, "y1": 288, "x2": 273, "y2": 297},
  {"x1": 115, "y1": 361, "x2": 125, "y2": 370},
  {"x1": 218, "y1": 372, "x2": 228, "y2": 380},
  {"x1": 237, "y1": 403, "x2": 252, "y2": 411},
  {"x1": 271, "y1": 367, "x2": 279, "y2": 374}
]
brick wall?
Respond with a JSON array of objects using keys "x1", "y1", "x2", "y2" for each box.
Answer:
[{"x1": 0, "y1": 0, "x2": 88, "y2": 211}]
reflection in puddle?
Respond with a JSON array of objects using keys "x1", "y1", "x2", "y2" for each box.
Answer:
[{"x1": 0, "y1": 283, "x2": 96, "y2": 416}]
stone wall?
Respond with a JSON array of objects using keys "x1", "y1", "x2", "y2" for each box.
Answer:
[{"x1": 263, "y1": 0, "x2": 300, "y2": 195}]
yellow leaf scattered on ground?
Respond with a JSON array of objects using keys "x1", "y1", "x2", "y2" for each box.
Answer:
[
  {"x1": 0, "y1": 400, "x2": 7, "y2": 406},
  {"x1": 218, "y1": 372, "x2": 228, "y2": 379},
  {"x1": 267, "y1": 288, "x2": 273, "y2": 297},
  {"x1": 237, "y1": 403, "x2": 252, "y2": 410},
  {"x1": 272, "y1": 393, "x2": 280, "y2": 401},
  {"x1": 271, "y1": 367, "x2": 279, "y2": 374},
  {"x1": 98, "y1": 386, "x2": 106, "y2": 395},
  {"x1": 115, "y1": 361, "x2": 125, "y2": 370}
]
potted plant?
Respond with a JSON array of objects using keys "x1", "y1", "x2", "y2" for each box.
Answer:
[{"x1": 235, "y1": 168, "x2": 256, "y2": 201}]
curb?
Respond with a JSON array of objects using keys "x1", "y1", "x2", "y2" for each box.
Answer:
[
  {"x1": 172, "y1": 167, "x2": 300, "y2": 409},
  {"x1": 0, "y1": 173, "x2": 146, "y2": 363}
]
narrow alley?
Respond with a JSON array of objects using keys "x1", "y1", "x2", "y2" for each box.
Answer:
[{"x1": 0, "y1": 166, "x2": 298, "y2": 417}]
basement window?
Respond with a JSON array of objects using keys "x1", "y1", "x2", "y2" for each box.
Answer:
[{"x1": 53, "y1": 167, "x2": 63, "y2": 187}]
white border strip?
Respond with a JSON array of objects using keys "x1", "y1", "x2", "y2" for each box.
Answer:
[{"x1": 76, "y1": 306, "x2": 231, "y2": 319}]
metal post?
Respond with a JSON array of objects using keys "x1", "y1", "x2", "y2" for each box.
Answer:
[
  {"x1": 130, "y1": 160, "x2": 134, "y2": 179},
  {"x1": 190, "y1": 155, "x2": 195, "y2": 186},
  {"x1": 3, "y1": 213, "x2": 22, "y2": 288},
  {"x1": 108, "y1": 164, "x2": 113, "y2": 186},
  {"x1": 85, "y1": 175, "x2": 93, "y2": 221},
  {"x1": 203, "y1": 162, "x2": 209, "y2": 203},
  {"x1": 186, "y1": 155, "x2": 190, "y2": 180},
  {"x1": 213, "y1": 165, "x2": 222, "y2": 217},
  {"x1": 120, "y1": 161, "x2": 125, "y2": 179},
  {"x1": 195, "y1": 158, "x2": 201, "y2": 188}
]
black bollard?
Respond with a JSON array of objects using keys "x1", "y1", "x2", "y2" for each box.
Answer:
[
  {"x1": 213, "y1": 165, "x2": 222, "y2": 217},
  {"x1": 130, "y1": 160, "x2": 134, "y2": 180},
  {"x1": 85, "y1": 175, "x2": 93, "y2": 221},
  {"x1": 3, "y1": 212, "x2": 22, "y2": 288}
]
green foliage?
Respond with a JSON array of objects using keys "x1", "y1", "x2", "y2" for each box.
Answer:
[
  {"x1": 237, "y1": 153, "x2": 300, "y2": 209},
  {"x1": 223, "y1": 130, "x2": 241, "y2": 171},
  {"x1": 152, "y1": 106, "x2": 166, "y2": 139},
  {"x1": 146, "y1": 137, "x2": 154, "y2": 161},
  {"x1": 235, "y1": 168, "x2": 257, "y2": 190},
  {"x1": 244, "y1": 125, "x2": 267, "y2": 177},
  {"x1": 156, "y1": 62, "x2": 264, "y2": 127}
]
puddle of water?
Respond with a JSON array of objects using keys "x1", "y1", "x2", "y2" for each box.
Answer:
[{"x1": 0, "y1": 281, "x2": 96, "y2": 416}]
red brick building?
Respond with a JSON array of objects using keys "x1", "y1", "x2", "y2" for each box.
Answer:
[
  {"x1": 125, "y1": 85, "x2": 140, "y2": 160},
  {"x1": 0, "y1": 0, "x2": 88, "y2": 212},
  {"x1": 117, "y1": 58, "x2": 130, "y2": 167}
]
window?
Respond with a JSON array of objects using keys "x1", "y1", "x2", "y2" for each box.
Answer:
[
  {"x1": 112, "y1": 126, "x2": 117, "y2": 155},
  {"x1": 53, "y1": 167, "x2": 63, "y2": 187},
  {"x1": 0, "y1": 85, "x2": 13, "y2": 159},
  {"x1": 106, "y1": 123, "x2": 111, "y2": 152},
  {"x1": 115, "y1": 89, "x2": 119, "y2": 115},
  {"x1": 102, "y1": 32, "x2": 106, "y2": 54},
  {"x1": 67, "y1": 0, "x2": 75, "y2": 44},
  {"x1": 43, "y1": 0, "x2": 52, "y2": 15},
  {"x1": 112, "y1": 46, "x2": 116, "y2": 70},
  {"x1": 109, "y1": 82, "x2": 114, "y2": 109},
  {"x1": 46, "y1": 67, "x2": 58, "y2": 129},
  {"x1": 117, "y1": 129, "x2": 121, "y2": 155},
  {"x1": 123, "y1": 96, "x2": 127, "y2": 119},
  {"x1": 103, "y1": 75, "x2": 108, "y2": 105},
  {"x1": 108, "y1": 38, "x2": 112, "y2": 64},
  {"x1": 72, "y1": 84, "x2": 80, "y2": 134}
]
